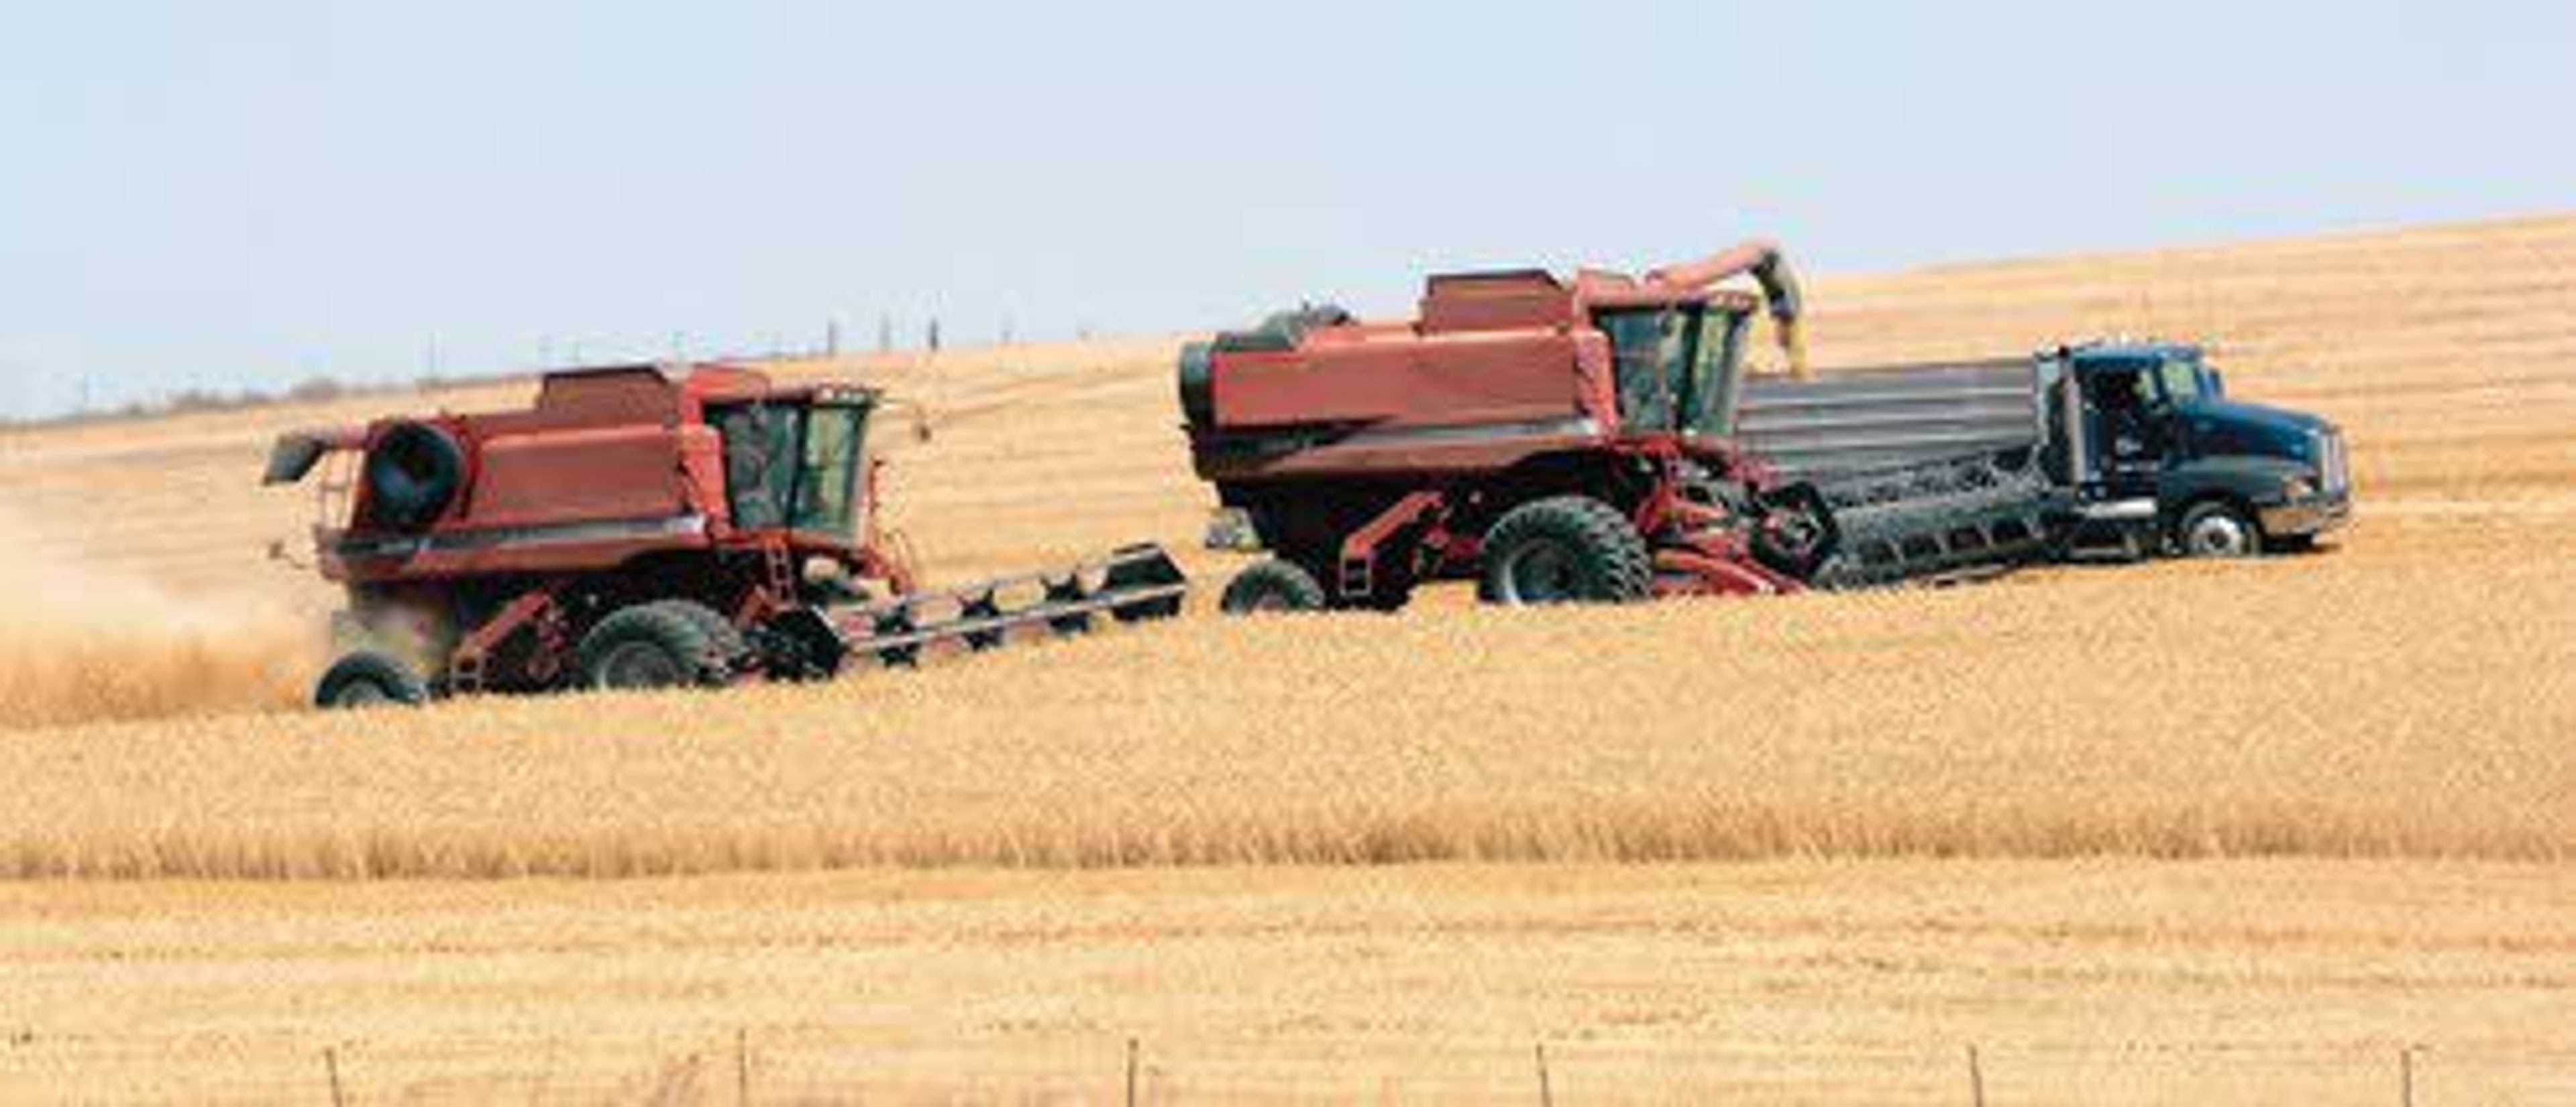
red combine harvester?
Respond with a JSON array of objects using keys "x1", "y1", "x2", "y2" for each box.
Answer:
[
  {"x1": 1180, "y1": 242, "x2": 2055, "y2": 611},
  {"x1": 264, "y1": 363, "x2": 1185, "y2": 707}
]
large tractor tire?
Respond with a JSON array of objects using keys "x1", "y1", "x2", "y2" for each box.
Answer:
[
  {"x1": 1477, "y1": 496, "x2": 1653, "y2": 606},
  {"x1": 1220, "y1": 559, "x2": 1329, "y2": 614},
  {"x1": 649, "y1": 599, "x2": 752, "y2": 667},
  {"x1": 576, "y1": 601, "x2": 736, "y2": 691},
  {"x1": 2176, "y1": 500, "x2": 2262, "y2": 559},
  {"x1": 313, "y1": 650, "x2": 430, "y2": 710},
  {"x1": 362, "y1": 421, "x2": 466, "y2": 531}
]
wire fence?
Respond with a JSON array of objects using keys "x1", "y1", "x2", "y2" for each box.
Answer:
[{"x1": 42, "y1": 1034, "x2": 2576, "y2": 1105}]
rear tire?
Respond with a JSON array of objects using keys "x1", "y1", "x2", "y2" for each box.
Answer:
[
  {"x1": 1220, "y1": 559, "x2": 1328, "y2": 614},
  {"x1": 2176, "y1": 500, "x2": 2262, "y2": 559},
  {"x1": 577, "y1": 602, "x2": 735, "y2": 691},
  {"x1": 314, "y1": 650, "x2": 429, "y2": 710},
  {"x1": 1478, "y1": 496, "x2": 1653, "y2": 606}
]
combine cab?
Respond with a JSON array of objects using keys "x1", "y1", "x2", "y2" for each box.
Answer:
[
  {"x1": 265, "y1": 364, "x2": 1185, "y2": 707},
  {"x1": 1179, "y1": 242, "x2": 2056, "y2": 611}
]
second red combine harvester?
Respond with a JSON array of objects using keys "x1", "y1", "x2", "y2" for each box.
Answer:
[
  {"x1": 1180, "y1": 242, "x2": 2056, "y2": 611},
  {"x1": 265, "y1": 363, "x2": 1185, "y2": 707}
]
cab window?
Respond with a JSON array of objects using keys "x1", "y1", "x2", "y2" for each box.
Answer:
[
  {"x1": 1599, "y1": 309, "x2": 1684, "y2": 431},
  {"x1": 714, "y1": 404, "x2": 801, "y2": 531},
  {"x1": 792, "y1": 405, "x2": 867, "y2": 535}
]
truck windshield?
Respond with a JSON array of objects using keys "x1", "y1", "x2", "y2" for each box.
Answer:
[
  {"x1": 2157, "y1": 356, "x2": 2212, "y2": 405},
  {"x1": 1598, "y1": 305, "x2": 1746, "y2": 436}
]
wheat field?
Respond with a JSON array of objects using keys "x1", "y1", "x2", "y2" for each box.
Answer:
[
  {"x1": 0, "y1": 217, "x2": 2569, "y2": 878},
  {"x1": 1, "y1": 558, "x2": 2567, "y2": 881},
  {"x1": 0, "y1": 215, "x2": 2571, "y2": 1100}
]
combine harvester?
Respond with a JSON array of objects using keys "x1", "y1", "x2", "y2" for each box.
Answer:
[
  {"x1": 264, "y1": 364, "x2": 1186, "y2": 707},
  {"x1": 1179, "y1": 242, "x2": 2062, "y2": 610}
]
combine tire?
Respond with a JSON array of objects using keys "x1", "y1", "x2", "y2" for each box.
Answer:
[
  {"x1": 2177, "y1": 500, "x2": 2261, "y2": 559},
  {"x1": 649, "y1": 599, "x2": 751, "y2": 666},
  {"x1": 362, "y1": 421, "x2": 465, "y2": 531},
  {"x1": 314, "y1": 650, "x2": 429, "y2": 710},
  {"x1": 1220, "y1": 559, "x2": 1328, "y2": 614},
  {"x1": 1478, "y1": 496, "x2": 1652, "y2": 606},
  {"x1": 577, "y1": 602, "x2": 735, "y2": 691}
]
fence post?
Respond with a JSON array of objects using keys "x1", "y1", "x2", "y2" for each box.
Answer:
[
  {"x1": 1966, "y1": 1045, "x2": 1986, "y2": 1107},
  {"x1": 2400, "y1": 1045, "x2": 2418, "y2": 1107},
  {"x1": 736, "y1": 1027, "x2": 751, "y2": 1106},
  {"x1": 1535, "y1": 1042, "x2": 1554, "y2": 1107},
  {"x1": 1125, "y1": 1036, "x2": 1139, "y2": 1107},
  {"x1": 324, "y1": 1046, "x2": 347, "y2": 1107}
]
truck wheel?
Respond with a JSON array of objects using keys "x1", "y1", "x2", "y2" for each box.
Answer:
[
  {"x1": 577, "y1": 604, "x2": 734, "y2": 691},
  {"x1": 2177, "y1": 500, "x2": 2261, "y2": 559},
  {"x1": 313, "y1": 650, "x2": 429, "y2": 710},
  {"x1": 1479, "y1": 496, "x2": 1652, "y2": 606},
  {"x1": 1220, "y1": 559, "x2": 1328, "y2": 614}
]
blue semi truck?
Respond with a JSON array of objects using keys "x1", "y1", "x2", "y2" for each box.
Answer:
[{"x1": 1737, "y1": 340, "x2": 2353, "y2": 562}]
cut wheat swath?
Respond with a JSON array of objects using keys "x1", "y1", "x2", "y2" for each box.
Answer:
[{"x1": 1, "y1": 556, "x2": 2566, "y2": 880}]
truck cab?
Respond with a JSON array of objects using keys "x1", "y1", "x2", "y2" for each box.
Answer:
[{"x1": 2044, "y1": 342, "x2": 2351, "y2": 556}]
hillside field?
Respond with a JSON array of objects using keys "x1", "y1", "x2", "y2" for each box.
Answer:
[{"x1": 0, "y1": 215, "x2": 2570, "y2": 1100}]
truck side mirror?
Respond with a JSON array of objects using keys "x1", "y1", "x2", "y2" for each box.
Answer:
[{"x1": 2208, "y1": 370, "x2": 2227, "y2": 396}]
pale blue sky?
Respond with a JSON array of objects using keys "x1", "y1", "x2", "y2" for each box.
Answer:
[{"x1": 3, "y1": 0, "x2": 2569, "y2": 417}]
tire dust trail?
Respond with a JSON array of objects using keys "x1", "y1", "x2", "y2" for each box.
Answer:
[{"x1": 0, "y1": 509, "x2": 311, "y2": 729}]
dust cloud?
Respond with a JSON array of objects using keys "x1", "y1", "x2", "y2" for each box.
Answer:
[{"x1": 0, "y1": 511, "x2": 313, "y2": 730}]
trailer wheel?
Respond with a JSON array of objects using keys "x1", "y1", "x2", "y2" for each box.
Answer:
[
  {"x1": 1220, "y1": 559, "x2": 1328, "y2": 615},
  {"x1": 2176, "y1": 500, "x2": 2261, "y2": 559},
  {"x1": 1479, "y1": 496, "x2": 1652, "y2": 606},
  {"x1": 577, "y1": 603, "x2": 734, "y2": 691},
  {"x1": 313, "y1": 650, "x2": 429, "y2": 710}
]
